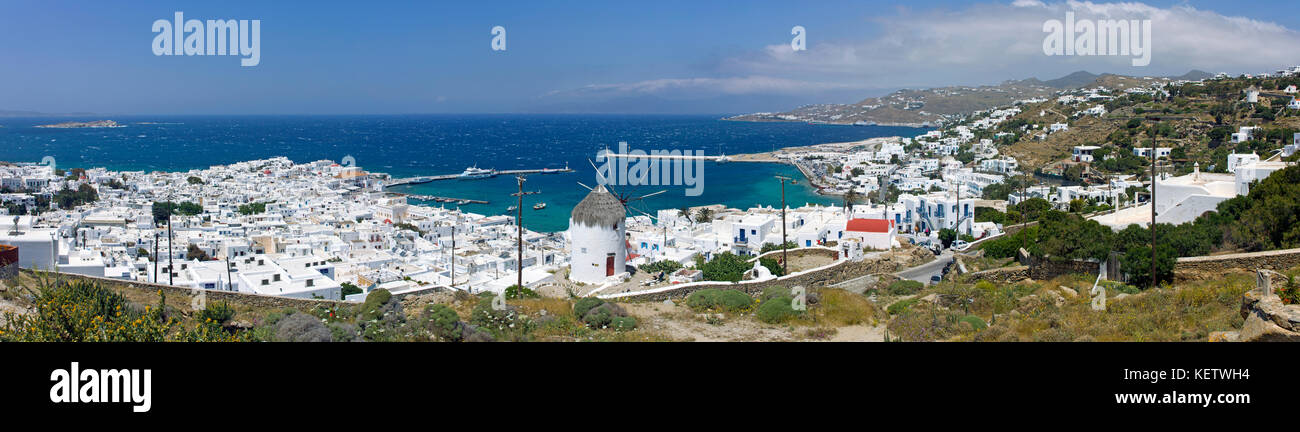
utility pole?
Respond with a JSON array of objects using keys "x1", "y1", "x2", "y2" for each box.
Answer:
[
  {"x1": 775, "y1": 175, "x2": 792, "y2": 275},
  {"x1": 953, "y1": 180, "x2": 960, "y2": 237},
  {"x1": 1149, "y1": 142, "x2": 1157, "y2": 289},
  {"x1": 225, "y1": 254, "x2": 232, "y2": 291},
  {"x1": 167, "y1": 211, "x2": 174, "y2": 286},
  {"x1": 450, "y1": 210, "x2": 457, "y2": 288},
  {"x1": 511, "y1": 175, "x2": 539, "y2": 290},
  {"x1": 153, "y1": 231, "x2": 158, "y2": 283}
]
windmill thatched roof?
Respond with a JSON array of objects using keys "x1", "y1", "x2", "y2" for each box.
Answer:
[{"x1": 571, "y1": 185, "x2": 625, "y2": 228}]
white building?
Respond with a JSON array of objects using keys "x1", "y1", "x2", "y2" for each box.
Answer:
[
  {"x1": 1227, "y1": 153, "x2": 1260, "y2": 173},
  {"x1": 843, "y1": 218, "x2": 894, "y2": 251}
]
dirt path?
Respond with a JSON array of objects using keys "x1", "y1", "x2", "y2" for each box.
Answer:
[{"x1": 824, "y1": 324, "x2": 887, "y2": 342}]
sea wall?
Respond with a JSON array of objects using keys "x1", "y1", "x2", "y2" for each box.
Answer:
[{"x1": 20, "y1": 269, "x2": 342, "y2": 311}]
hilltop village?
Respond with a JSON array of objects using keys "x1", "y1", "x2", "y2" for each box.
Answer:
[
  {"x1": 3, "y1": 67, "x2": 1300, "y2": 342},
  {"x1": 1, "y1": 68, "x2": 1299, "y2": 303}
]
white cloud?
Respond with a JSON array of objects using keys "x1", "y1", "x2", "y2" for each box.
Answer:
[
  {"x1": 546, "y1": 76, "x2": 870, "y2": 98},
  {"x1": 548, "y1": 1, "x2": 1300, "y2": 103}
]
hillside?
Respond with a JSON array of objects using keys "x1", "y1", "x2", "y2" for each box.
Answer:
[
  {"x1": 725, "y1": 71, "x2": 1198, "y2": 127},
  {"x1": 986, "y1": 74, "x2": 1300, "y2": 174}
]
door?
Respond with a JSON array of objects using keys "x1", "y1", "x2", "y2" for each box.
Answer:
[{"x1": 605, "y1": 254, "x2": 616, "y2": 276}]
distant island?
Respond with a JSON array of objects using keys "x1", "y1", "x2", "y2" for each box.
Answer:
[{"x1": 34, "y1": 120, "x2": 124, "y2": 129}]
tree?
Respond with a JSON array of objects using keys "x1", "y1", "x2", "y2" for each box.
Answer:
[
  {"x1": 186, "y1": 244, "x2": 211, "y2": 261},
  {"x1": 339, "y1": 282, "x2": 363, "y2": 298},
  {"x1": 759, "y1": 256, "x2": 784, "y2": 277},
  {"x1": 695, "y1": 208, "x2": 714, "y2": 223},
  {"x1": 844, "y1": 190, "x2": 863, "y2": 210},
  {"x1": 187, "y1": 176, "x2": 205, "y2": 185},
  {"x1": 1014, "y1": 198, "x2": 1052, "y2": 222},
  {"x1": 639, "y1": 260, "x2": 683, "y2": 274},
  {"x1": 696, "y1": 252, "x2": 749, "y2": 282},
  {"x1": 938, "y1": 228, "x2": 957, "y2": 248},
  {"x1": 1121, "y1": 244, "x2": 1175, "y2": 288},
  {"x1": 760, "y1": 241, "x2": 797, "y2": 254}
]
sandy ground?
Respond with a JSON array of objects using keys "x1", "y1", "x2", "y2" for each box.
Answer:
[
  {"x1": 621, "y1": 301, "x2": 888, "y2": 342},
  {"x1": 825, "y1": 324, "x2": 887, "y2": 342},
  {"x1": 622, "y1": 302, "x2": 800, "y2": 342}
]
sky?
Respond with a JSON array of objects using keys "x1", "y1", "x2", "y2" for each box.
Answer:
[{"x1": 1, "y1": 0, "x2": 1299, "y2": 115}]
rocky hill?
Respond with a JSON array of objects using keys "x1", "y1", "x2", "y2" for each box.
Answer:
[{"x1": 725, "y1": 71, "x2": 1201, "y2": 127}]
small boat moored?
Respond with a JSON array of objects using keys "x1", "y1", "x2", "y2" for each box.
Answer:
[{"x1": 532, "y1": 202, "x2": 547, "y2": 210}]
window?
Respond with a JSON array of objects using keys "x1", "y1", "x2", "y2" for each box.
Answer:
[
  {"x1": 273, "y1": 274, "x2": 281, "y2": 282},
  {"x1": 306, "y1": 279, "x2": 314, "y2": 287},
  {"x1": 261, "y1": 279, "x2": 268, "y2": 286}
]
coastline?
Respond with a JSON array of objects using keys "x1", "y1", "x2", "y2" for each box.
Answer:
[
  {"x1": 728, "y1": 136, "x2": 913, "y2": 198},
  {"x1": 720, "y1": 117, "x2": 936, "y2": 128}
]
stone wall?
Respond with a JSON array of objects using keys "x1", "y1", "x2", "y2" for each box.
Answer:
[
  {"x1": 1175, "y1": 247, "x2": 1300, "y2": 282},
  {"x1": 1029, "y1": 258, "x2": 1100, "y2": 280},
  {"x1": 20, "y1": 269, "x2": 342, "y2": 311},
  {"x1": 960, "y1": 265, "x2": 1030, "y2": 284}
]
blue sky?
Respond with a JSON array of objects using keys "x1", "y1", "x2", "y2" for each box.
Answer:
[{"x1": 2, "y1": 0, "x2": 1299, "y2": 115}]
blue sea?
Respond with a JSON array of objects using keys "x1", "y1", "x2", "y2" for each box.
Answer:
[{"x1": 0, "y1": 115, "x2": 928, "y2": 232}]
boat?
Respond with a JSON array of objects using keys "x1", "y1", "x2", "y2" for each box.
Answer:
[
  {"x1": 532, "y1": 202, "x2": 547, "y2": 210},
  {"x1": 458, "y1": 165, "x2": 496, "y2": 179},
  {"x1": 506, "y1": 205, "x2": 517, "y2": 212}
]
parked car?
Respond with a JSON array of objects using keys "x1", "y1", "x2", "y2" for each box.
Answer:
[
  {"x1": 952, "y1": 239, "x2": 971, "y2": 251},
  {"x1": 930, "y1": 274, "x2": 943, "y2": 284}
]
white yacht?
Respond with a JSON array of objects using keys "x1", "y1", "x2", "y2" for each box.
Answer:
[{"x1": 458, "y1": 165, "x2": 496, "y2": 179}]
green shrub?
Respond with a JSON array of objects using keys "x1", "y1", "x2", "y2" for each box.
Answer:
[
  {"x1": 610, "y1": 316, "x2": 637, "y2": 331},
  {"x1": 759, "y1": 257, "x2": 784, "y2": 277},
  {"x1": 579, "y1": 302, "x2": 629, "y2": 329},
  {"x1": 469, "y1": 298, "x2": 532, "y2": 341},
  {"x1": 573, "y1": 297, "x2": 605, "y2": 318},
  {"x1": 422, "y1": 304, "x2": 462, "y2": 342},
  {"x1": 959, "y1": 315, "x2": 987, "y2": 331},
  {"x1": 717, "y1": 290, "x2": 754, "y2": 311},
  {"x1": 756, "y1": 296, "x2": 798, "y2": 324},
  {"x1": 639, "y1": 260, "x2": 683, "y2": 274},
  {"x1": 584, "y1": 308, "x2": 613, "y2": 328},
  {"x1": 887, "y1": 297, "x2": 919, "y2": 315},
  {"x1": 761, "y1": 286, "x2": 791, "y2": 301},
  {"x1": 684, "y1": 288, "x2": 753, "y2": 312},
  {"x1": 358, "y1": 289, "x2": 393, "y2": 322},
  {"x1": 199, "y1": 301, "x2": 235, "y2": 324},
  {"x1": 504, "y1": 284, "x2": 540, "y2": 299},
  {"x1": 696, "y1": 252, "x2": 749, "y2": 282},
  {"x1": 886, "y1": 280, "x2": 923, "y2": 295},
  {"x1": 685, "y1": 289, "x2": 722, "y2": 310}
]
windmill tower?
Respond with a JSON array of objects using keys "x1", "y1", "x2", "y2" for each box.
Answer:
[
  {"x1": 568, "y1": 156, "x2": 666, "y2": 284},
  {"x1": 568, "y1": 184, "x2": 627, "y2": 284}
]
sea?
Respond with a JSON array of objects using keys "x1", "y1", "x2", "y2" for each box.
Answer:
[{"x1": 0, "y1": 115, "x2": 929, "y2": 232}]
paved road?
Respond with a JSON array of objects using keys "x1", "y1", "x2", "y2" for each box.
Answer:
[{"x1": 895, "y1": 251, "x2": 953, "y2": 285}]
